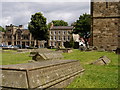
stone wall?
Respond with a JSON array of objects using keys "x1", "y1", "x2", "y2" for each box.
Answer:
[
  {"x1": 93, "y1": 18, "x2": 119, "y2": 50},
  {"x1": 91, "y1": 1, "x2": 120, "y2": 50},
  {"x1": 92, "y1": 2, "x2": 120, "y2": 17}
]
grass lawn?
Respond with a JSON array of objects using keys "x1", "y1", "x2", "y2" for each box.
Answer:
[
  {"x1": 0, "y1": 51, "x2": 31, "y2": 65},
  {"x1": 0, "y1": 49, "x2": 119, "y2": 88},
  {"x1": 62, "y1": 49, "x2": 119, "y2": 88}
]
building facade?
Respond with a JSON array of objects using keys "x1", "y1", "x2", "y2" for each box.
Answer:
[
  {"x1": 0, "y1": 31, "x2": 2, "y2": 45},
  {"x1": 91, "y1": 1, "x2": 120, "y2": 50},
  {"x1": 1, "y1": 24, "x2": 46, "y2": 48},
  {"x1": 48, "y1": 26, "x2": 73, "y2": 48}
]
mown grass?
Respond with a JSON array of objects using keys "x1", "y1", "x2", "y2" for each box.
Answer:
[
  {"x1": 0, "y1": 49, "x2": 119, "y2": 88},
  {"x1": 0, "y1": 52, "x2": 31, "y2": 65},
  {"x1": 62, "y1": 49, "x2": 119, "y2": 88}
]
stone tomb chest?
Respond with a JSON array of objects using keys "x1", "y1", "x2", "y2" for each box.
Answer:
[
  {"x1": 29, "y1": 52, "x2": 64, "y2": 61},
  {"x1": 0, "y1": 60, "x2": 84, "y2": 89}
]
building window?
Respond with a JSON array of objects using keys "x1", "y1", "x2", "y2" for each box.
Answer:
[
  {"x1": 51, "y1": 36, "x2": 53, "y2": 40},
  {"x1": 8, "y1": 29, "x2": 11, "y2": 32},
  {"x1": 8, "y1": 35, "x2": 12, "y2": 39},
  {"x1": 58, "y1": 36, "x2": 60, "y2": 40},
  {"x1": 54, "y1": 31, "x2": 56, "y2": 35},
  {"x1": 14, "y1": 35, "x2": 16, "y2": 40},
  {"x1": 54, "y1": 36, "x2": 56, "y2": 40},
  {"x1": 54, "y1": 42, "x2": 56, "y2": 46},
  {"x1": 55, "y1": 36, "x2": 56, "y2": 40},
  {"x1": 14, "y1": 42, "x2": 16, "y2": 45},
  {"x1": 67, "y1": 31, "x2": 70, "y2": 34},
  {"x1": 58, "y1": 31, "x2": 60, "y2": 35},
  {"x1": 68, "y1": 36, "x2": 70, "y2": 41},
  {"x1": 64, "y1": 36, "x2": 66, "y2": 40},
  {"x1": 63, "y1": 31, "x2": 66, "y2": 34}
]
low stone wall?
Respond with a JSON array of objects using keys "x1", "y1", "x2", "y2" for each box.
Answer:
[{"x1": 0, "y1": 60, "x2": 84, "y2": 89}]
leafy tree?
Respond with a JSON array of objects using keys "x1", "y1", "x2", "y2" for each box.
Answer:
[
  {"x1": 73, "y1": 13, "x2": 91, "y2": 37},
  {"x1": 48, "y1": 20, "x2": 68, "y2": 29},
  {"x1": 73, "y1": 13, "x2": 91, "y2": 48},
  {"x1": 0, "y1": 26, "x2": 5, "y2": 32},
  {"x1": 28, "y1": 12, "x2": 49, "y2": 41}
]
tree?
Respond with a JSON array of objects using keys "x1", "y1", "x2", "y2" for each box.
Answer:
[
  {"x1": 28, "y1": 12, "x2": 49, "y2": 41},
  {"x1": 69, "y1": 37, "x2": 74, "y2": 48},
  {"x1": 0, "y1": 26, "x2": 5, "y2": 32},
  {"x1": 73, "y1": 13, "x2": 91, "y2": 37},
  {"x1": 73, "y1": 13, "x2": 91, "y2": 48},
  {"x1": 48, "y1": 20, "x2": 68, "y2": 29}
]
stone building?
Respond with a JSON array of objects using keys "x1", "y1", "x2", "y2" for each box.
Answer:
[
  {"x1": 0, "y1": 31, "x2": 2, "y2": 45},
  {"x1": 91, "y1": 1, "x2": 120, "y2": 51},
  {"x1": 2, "y1": 24, "x2": 46, "y2": 48},
  {"x1": 48, "y1": 26, "x2": 73, "y2": 48}
]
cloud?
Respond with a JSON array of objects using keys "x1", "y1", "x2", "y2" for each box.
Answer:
[
  {"x1": 1, "y1": 2, "x2": 90, "y2": 28},
  {"x1": 1, "y1": 0, "x2": 90, "y2": 2}
]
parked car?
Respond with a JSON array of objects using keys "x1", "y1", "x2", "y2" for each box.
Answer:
[
  {"x1": 15, "y1": 45, "x2": 22, "y2": 49},
  {"x1": 7, "y1": 45, "x2": 14, "y2": 48},
  {"x1": 0, "y1": 45, "x2": 8, "y2": 48}
]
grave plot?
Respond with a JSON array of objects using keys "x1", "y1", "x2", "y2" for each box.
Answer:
[
  {"x1": 0, "y1": 60, "x2": 84, "y2": 89},
  {"x1": 56, "y1": 48, "x2": 73, "y2": 53},
  {"x1": 29, "y1": 52, "x2": 64, "y2": 61},
  {"x1": 90, "y1": 56, "x2": 111, "y2": 65}
]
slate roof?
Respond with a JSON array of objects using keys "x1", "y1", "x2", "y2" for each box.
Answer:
[{"x1": 50, "y1": 26, "x2": 73, "y2": 30}]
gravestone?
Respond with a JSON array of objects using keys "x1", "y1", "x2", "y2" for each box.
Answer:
[
  {"x1": 0, "y1": 60, "x2": 84, "y2": 89},
  {"x1": 30, "y1": 52, "x2": 64, "y2": 61},
  {"x1": 92, "y1": 46, "x2": 98, "y2": 50},
  {"x1": 56, "y1": 48, "x2": 73, "y2": 53},
  {"x1": 90, "y1": 56, "x2": 111, "y2": 65}
]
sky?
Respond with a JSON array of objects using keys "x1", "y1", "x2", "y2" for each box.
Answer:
[{"x1": 0, "y1": 0, "x2": 91, "y2": 29}]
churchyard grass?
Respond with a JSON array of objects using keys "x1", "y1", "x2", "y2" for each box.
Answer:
[
  {"x1": 1, "y1": 52, "x2": 31, "y2": 65},
  {"x1": 0, "y1": 49, "x2": 119, "y2": 88},
  {"x1": 63, "y1": 49, "x2": 118, "y2": 88}
]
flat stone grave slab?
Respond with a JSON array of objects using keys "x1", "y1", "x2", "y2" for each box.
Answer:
[
  {"x1": 30, "y1": 52, "x2": 64, "y2": 61},
  {"x1": 0, "y1": 60, "x2": 84, "y2": 89}
]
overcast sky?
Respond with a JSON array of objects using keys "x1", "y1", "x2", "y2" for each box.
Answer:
[{"x1": 0, "y1": 1, "x2": 90, "y2": 29}]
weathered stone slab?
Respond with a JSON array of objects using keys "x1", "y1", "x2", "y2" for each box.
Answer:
[
  {"x1": 56, "y1": 48, "x2": 73, "y2": 53},
  {"x1": 90, "y1": 56, "x2": 111, "y2": 65},
  {"x1": 30, "y1": 52, "x2": 64, "y2": 61},
  {"x1": 0, "y1": 60, "x2": 84, "y2": 89}
]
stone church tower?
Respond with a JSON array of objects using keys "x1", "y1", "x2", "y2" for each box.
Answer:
[{"x1": 91, "y1": 1, "x2": 120, "y2": 51}]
